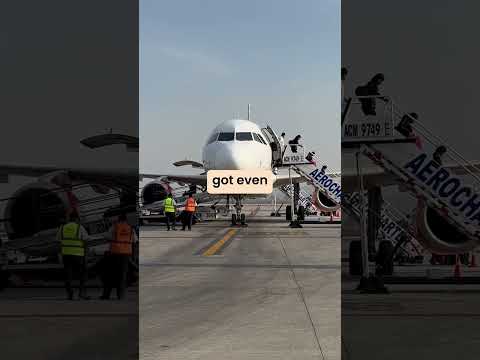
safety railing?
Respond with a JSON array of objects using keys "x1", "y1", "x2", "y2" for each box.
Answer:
[
  {"x1": 343, "y1": 94, "x2": 480, "y2": 191},
  {"x1": 280, "y1": 184, "x2": 318, "y2": 213},
  {"x1": 342, "y1": 192, "x2": 424, "y2": 257}
]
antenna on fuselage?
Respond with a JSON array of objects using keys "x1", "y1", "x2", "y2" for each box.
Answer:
[{"x1": 248, "y1": 104, "x2": 251, "y2": 121}]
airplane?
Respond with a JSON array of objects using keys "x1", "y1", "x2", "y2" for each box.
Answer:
[
  {"x1": 140, "y1": 117, "x2": 341, "y2": 225},
  {"x1": 0, "y1": 133, "x2": 139, "y2": 260},
  {"x1": 341, "y1": 93, "x2": 480, "y2": 275}
]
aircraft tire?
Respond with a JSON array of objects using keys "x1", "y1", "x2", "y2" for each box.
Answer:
[
  {"x1": 376, "y1": 240, "x2": 394, "y2": 276},
  {"x1": 349, "y1": 240, "x2": 362, "y2": 275},
  {"x1": 286, "y1": 205, "x2": 292, "y2": 221},
  {"x1": 297, "y1": 206, "x2": 305, "y2": 221}
]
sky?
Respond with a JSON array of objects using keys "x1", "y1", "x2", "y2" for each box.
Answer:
[
  {"x1": 342, "y1": 0, "x2": 480, "y2": 211},
  {"x1": 0, "y1": 1, "x2": 138, "y2": 199},
  {"x1": 140, "y1": 0, "x2": 341, "y2": 175}
]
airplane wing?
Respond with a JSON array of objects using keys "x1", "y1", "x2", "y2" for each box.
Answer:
[
  {"x1": 164, "y1": 174, "x2": 207, "y2": 186},
  {"x1": 444, "y1": 161, "x2": 480, "y2": 176},
  {"x1": 341, "y1": 160, "x2": 480, "y2": 192},
  {"x1": 173, "y1": 160, "x2": 204, "y2": 168},
  {"x1": 273, "y1": 173, "x2": 308, "y2": 186},
  {"x1": 0, "y1": 164, "x2": 137, "y2": 188}
]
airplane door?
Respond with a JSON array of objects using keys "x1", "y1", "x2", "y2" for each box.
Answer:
[{"x1": 261, "y1": 125, "x2": 282, "y2": 165}]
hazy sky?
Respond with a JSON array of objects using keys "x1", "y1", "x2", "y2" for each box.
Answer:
[
  {"x1": 342, "y1": 1, "x2": 480, "y2": 212},
  {"x1": 140, "y1": 0, "x2": 341, "y2": 175},
  {"x1": 343, "y1": 1, "x2": 480, "y2": 161}
]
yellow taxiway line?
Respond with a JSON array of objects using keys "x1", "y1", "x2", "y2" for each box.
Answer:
[{"x1": 202, "y1": 229, "x2": 238, "y2": 256}]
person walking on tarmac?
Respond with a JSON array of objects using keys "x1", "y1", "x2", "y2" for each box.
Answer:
[
  {"x1": 182, "y1": 194, "x2": 197, "y2": 231},
  {"x1": 57, "y1": 211, "x2": 90, "y2": 300},
  {"x1": 164, "y1": 193, "x2": 177, "y2": 231},
  {"x1": 101, "y1": 213, "x2": 138, "y2": 300}
]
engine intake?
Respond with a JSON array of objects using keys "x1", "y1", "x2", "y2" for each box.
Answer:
[
  {"x1": 415, "y1": 200, "x2": 478, "y2": 254},
  {"x1": 313, "y1": 188, "x2": 340, "y2": 212},
  {"x1": 4, "y1": 182, "x2": 69, "y2": 240},
  {"x1": 141, "y1": 180, "x2": 170, "y2": 205}
]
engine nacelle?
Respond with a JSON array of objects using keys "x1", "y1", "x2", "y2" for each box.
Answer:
[
  {"x1": 313, "y1": 188, "x2": 341, "y2": 212},
  {"x1": 415, "y1": 200, "x2": 478, "y2": 254},
  {"x1": 4, "y1": 181, "x2": 71, "y2": 240},
  {"x1": 140, "y1": 180, "x2": 172, "y2": 206}
]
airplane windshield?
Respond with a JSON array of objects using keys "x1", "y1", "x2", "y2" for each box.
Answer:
[
  {"x1": 217, "y1": 132, "x2": 234, "y2": 141},
  {"x1": 236, "y1": 132, "x2": 253, "y2": 141},
  {"x1": 253, "y1": 133, "x2": 266, "y2": 145},
  {"x1": 207, "y1": 132, "x2": 218, "y2": 144}
]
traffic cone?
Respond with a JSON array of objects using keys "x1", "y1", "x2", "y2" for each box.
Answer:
[
  {"x1": 469, "y1": 253, "x2": 477, "y2": 268},
  {"x1": 453, "y1": 255, "x2": 461, "y2": 278}
]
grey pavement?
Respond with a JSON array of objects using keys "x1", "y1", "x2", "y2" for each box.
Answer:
[{"x1": 140, "y1": 206, "x2": 341, "y2": 360}]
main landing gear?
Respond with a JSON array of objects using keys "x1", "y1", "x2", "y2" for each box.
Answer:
[{"x1": 231, "y1": 196, "x2": 247, "y2": 226}]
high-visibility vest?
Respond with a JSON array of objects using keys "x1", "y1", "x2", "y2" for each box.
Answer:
[
  {"x1": 185, "y1": 197, "x2": 196, "y2": 212},
  {"x1": 61, "y1": 222, "x2": 85, "y2": 257},
  {"x1": 110, "y1": 223, "x2": 133, "y2": 255},
  {"x1": 164, "y1": 197, "x2": 175, "y2": 213}
]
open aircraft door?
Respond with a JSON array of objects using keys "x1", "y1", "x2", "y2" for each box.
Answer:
[{"x1": 261, "y1": 125, "x2": 282, "y2": 166}]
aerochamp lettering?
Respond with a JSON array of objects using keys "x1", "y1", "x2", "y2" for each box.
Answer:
[
  {"x1": 403, "y1": 153, "x2": 480, "y2": 225},
  {"x1": 308, "y1": 168, "x2": 342, "y2": 203}
]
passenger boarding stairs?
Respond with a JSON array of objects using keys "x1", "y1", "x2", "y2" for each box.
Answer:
[
  {"x1": 343, "y1": 94, "x2": 480, "y2": 245},
  {"x1": 280, "y1": 184, "x2": 318, "y2": 214},
  {"x1": 342, "y1": 192, "x2": 424, "y2": 258},
  {"x1": 260, "y1": 125, "x2": 342, "y2": 207}
]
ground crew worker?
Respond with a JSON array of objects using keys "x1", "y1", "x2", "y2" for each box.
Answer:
[
  {"x1": 57, "y1": 211, "x2": 90, "y2": 300},
  {"x1": 182, "y1": 194, "x2": 197, "y2": 231},
  {"x1": 164, "y1": 193, "x2": 177, "y2": 231},
  {"x1": 101, "y1": 213, "x2": 138, "y2": 300}
]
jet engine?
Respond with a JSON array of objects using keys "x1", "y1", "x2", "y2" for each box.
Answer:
[
  {"x1": 4, "y1": 181, "x2": 70, "y2": 240},
  {"x1": 140, "y1": 180, "x2": 172, "y2": 205},
  {"x1": 415, "y1": 200, "x2": 478, "y2": 254},
  {"x1": 313, "y1": 188, "x2": 341, "y2": 212}
]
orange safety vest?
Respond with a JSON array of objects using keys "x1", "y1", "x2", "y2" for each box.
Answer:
[
  {"x1": 110, "y1": 223, "x2": 133, "y2": 255},
  {"x1": 185, "y1": 197, "x2": 196, "y2": 212}
]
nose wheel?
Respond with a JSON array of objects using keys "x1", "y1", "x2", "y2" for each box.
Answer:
[{"x1": 231, "y1": 196, "x2": 248, "y2": 226}]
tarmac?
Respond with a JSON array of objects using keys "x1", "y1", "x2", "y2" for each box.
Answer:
[
  {"x1": 0, "y1": 287, "x2": 138, "y2": 360},
  {"x1": 342, "y1": 263, "x2": 480, "y2": 359},
  {"x1": 140, "y1": 205, "x2": 341, "y2": 360}
]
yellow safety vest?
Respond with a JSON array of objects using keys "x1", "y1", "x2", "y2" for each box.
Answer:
[
  {"x1": 60, "y1": 222, "x2": 85, "y2": 257},
  {"x1": 164, "y1": 197, "x2": 175, "y2": 213}
]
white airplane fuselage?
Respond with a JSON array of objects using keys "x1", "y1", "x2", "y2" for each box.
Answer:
[{"x1": 202, "y1": 119, "x2": 272, "y2": 171}]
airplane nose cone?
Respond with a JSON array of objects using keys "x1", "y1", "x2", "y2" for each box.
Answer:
[{"x1": 215, "y1": 144, "x2": 255, "y2": 170}]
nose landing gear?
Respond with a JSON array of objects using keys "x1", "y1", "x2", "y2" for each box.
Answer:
[{"x1": 231, "y1": 195, "x2": 248, "y2": 226}]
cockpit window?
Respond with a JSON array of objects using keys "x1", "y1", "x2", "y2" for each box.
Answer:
[
  {"x1": 236, "y1": 132, "x2": 253, "y2": 141},
  {"x1": 253, "y1": 133, "x2": 264, "y2": 144},
  {"x1": 217, "y1": 132, "x2": 234, "y2": 141},
  {"x1": 207, "y1": 132, "x2": 218, "y2": 144},
  {"x1": 253, "y1": 133, "x2": 267, "y2": 145}
]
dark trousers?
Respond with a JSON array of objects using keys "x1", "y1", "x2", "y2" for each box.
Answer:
[
  {"x1": 63, "y1": 255, "x2": 87, "y2": 298},
  {"x1": 165, "y1": 211, "x2": 176, "y2": 230},
  {"x1": 102, "y1": 254, "x2": 129, "y2": 300},
  {"x1": 182, "y1": 211, "x2": 194, "y2": 230}
]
